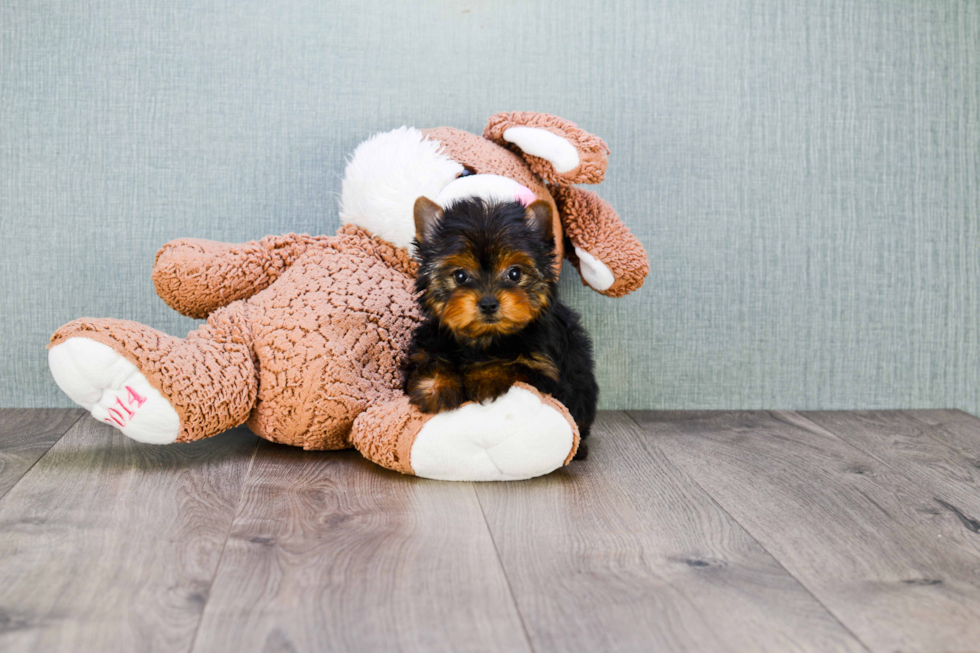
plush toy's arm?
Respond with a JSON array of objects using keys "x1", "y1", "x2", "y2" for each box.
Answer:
[
  {"x1": 349, "y1": 383, "x2": 579, "y2": 481},
  {"x1": 552, "y1": 185, "x2": 649, "y2": 298},
  {"x1": 152, "y1": 233, "x2": 332, "y2": 319}
]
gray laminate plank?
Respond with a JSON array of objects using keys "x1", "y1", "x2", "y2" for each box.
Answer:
[
  {"x1": 474, "y1": 412, "x2": 867, "y2": 653},
  {"x1": 798, "y1": 410, "x2": 980, "y2": 532},
  {"x1": 190, "y1": 441, "x2": 531, "y2": 653},
  {"x1": 896, "y1": 409, "x2": 980, "y2": 459},
  {"x1": 0, "y1": 408, "x2": 83, "y2": 500},
  {"x1": 0, "y1": 418, "x2": 258, "y2": 653},
  {"x1": 628, "y1": 410, "x2": 980, "y2": 653}
]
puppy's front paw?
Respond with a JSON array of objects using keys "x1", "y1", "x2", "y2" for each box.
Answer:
[
  {"x1": 463, "y1": 362, "x2": 521, "y2": 405},
  {"x1": 465, "y1": 380, "x2": 513, "y2": 405},
  {"x1": 408, "y1": 372, "x2": 466, "y2": 414}
]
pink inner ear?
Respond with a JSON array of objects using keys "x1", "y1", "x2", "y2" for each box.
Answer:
[{"x1": 514, "y1": 185, "x2": 536, "y2": 206}]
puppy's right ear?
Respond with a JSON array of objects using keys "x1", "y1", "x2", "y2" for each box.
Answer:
[
  {"x1": 413, "y1": 196, "x2": 444, "y2": 243},
  {"x1": 525, "y1": 200, "x2": 555, "y2": 244}
]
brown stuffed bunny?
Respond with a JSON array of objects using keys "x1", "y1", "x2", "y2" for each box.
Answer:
[{"x1": 48, "y1": 112, "x2": 648, "y2": 481}]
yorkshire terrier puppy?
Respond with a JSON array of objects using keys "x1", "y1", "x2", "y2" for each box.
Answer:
[{"x1": 405, "y1": 196, "x2": 598, "y2": 459}]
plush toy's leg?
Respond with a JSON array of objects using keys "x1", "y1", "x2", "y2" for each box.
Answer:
[
  {"x1": 48, "y1": 302, "x2": 258, "y2": 444},
  {"x1": 350, "y1": 383, "x2": 579, "y2": 481},
  {"x1": 49, "y1": 337, "x2": 181, "y2": 443}
]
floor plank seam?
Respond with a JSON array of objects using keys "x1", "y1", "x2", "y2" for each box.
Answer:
[
  {"x1": 623, "y1": 410, "x2": 876, "y2": 653},
  {"x1": 472, "y1": 485, "x2": 537, "y2": 653},
  {"x1": 184, "y1": 435, "x2": 262, "y2": 653},
  {"x1": 0, "y1": 410, "x2": 85, "y2": 504}
]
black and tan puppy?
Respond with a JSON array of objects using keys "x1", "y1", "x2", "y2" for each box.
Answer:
[{"x1": 405, "y1": 196, "x2": 598, "y2": 459}]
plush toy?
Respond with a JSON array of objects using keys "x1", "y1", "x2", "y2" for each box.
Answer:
[{"x1": 48, "y1": 112, "x2": 649, "y2": 481}]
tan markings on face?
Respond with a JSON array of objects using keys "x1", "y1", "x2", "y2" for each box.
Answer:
[
  {"x1": 440, "y1": 287, "x2": 549, "y2": 341},
  {"x1": 441, "y1": 288, "x2": 483, "y2": 335},
  {"x1": 430, "y1": 240, "x2": 553, "y2": 342},
  {"x1": 423, "y1": 251, "x2": 475, "y2": 316},
  {"x1": 496, "y1": 288, "x2": 537, "y2": 331},
  {"x1": 422, "y1": 294, "x2": 446, "y2": 316},
  {"x1": 443, "y1": 252, "x2": 479, "y2": 273},
  {"x1": 489, "y1": 245, "x2": 552, "y2": 316},
  {"x1": 493, "y1": 250, "x2": 536, "y2": 276}
]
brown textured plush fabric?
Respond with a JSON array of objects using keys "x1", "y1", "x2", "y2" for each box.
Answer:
[
  {"x1": 53, "y1": 225, "x2": 421, "y2": 450},
  {"x1": 552, "y1": 185, "x2": 650, "y2": 298},
  {"x1": 153, "y1": 234, "x2": 334, "y2": 319},
  {"x1": 484, "y1": 112, "x2": 610, "y2": 186},
  {"x1": 350, "y1": 395, "x2": 428, "y2": 475},
  {"x1": 49, "y1": 114, "x2": 649, "y2": 477},
  {"x1": 243, "y1": 225, "x2": 420, "y2": 450}
]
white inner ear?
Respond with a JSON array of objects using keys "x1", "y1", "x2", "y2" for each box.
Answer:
[
  {"x1": 502, "y1": 126, "x2": 580, "y2": 173},
  {"x1": 435, "y1": 174, "x2": 525, "y2": 207},
  {"x1": 574, "y1": 247, "x2": 615, "y2": 291}
]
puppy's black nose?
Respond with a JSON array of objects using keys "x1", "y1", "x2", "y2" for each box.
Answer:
[{"x1": 478, "y1": 296, "x2": 499, "y2": 315}]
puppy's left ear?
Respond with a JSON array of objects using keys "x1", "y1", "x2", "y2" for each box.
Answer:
[
  {"x1": 525, "y1": 200, "x2": 554, "y2": 243},
  {"x1": 484, "y1": 112, "x2": 609, "y2": 186}
]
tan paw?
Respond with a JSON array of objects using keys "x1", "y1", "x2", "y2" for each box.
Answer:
[{"x1": 408, "y1": 371, "x2": 466, "y2": 414}]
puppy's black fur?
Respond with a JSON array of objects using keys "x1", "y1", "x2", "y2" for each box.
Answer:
[{"x1": 405, "y1": 197, "x2": 598, "y2": 459}]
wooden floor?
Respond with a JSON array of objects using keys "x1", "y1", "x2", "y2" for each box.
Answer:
[{"x1": 2, "y1": 410, "x2": 980, "y2": 652}]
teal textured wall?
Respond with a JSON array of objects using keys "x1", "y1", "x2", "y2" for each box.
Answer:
[{"x1": 2, "y1": 0, "x2": 978, "y2": 411}]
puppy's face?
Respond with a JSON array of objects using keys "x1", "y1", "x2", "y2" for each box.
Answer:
[{"x1": 413, "y1": 197, "x2": 556, "y2": 342}]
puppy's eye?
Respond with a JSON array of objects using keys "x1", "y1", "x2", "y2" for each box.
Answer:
[
  {"x1": 507, "y1": 267, "x2": 522, "y2": 282},
  {"x1": 458, "y1": 167, "x2": 475, "y2": 178},
  {"x1": 453, "y1": 269, "x2": 469, "y2": 284}
]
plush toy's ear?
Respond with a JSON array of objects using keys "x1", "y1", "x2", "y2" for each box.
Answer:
[
  {"x1": 525, "y1": 200, "x2": 554, "y2": 243},
  {"x1": 552, "y1": 185, "x2": 649, "y2": 298},
  {"x1": 483, "y1": 112, "x2": 610, "y2": 186},
  {"x1": 414, "y1": 196, "x2": 444, "y2": 243}
]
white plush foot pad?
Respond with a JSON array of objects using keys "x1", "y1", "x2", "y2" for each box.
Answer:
[
  {"x1": 574, "y1": 246, "x2": 615, "y2": 292},
  {"x1": 48, "y1": 338, "x2": 180, "y2": 444},
  {"x1": 409, "y1": 386, "x2": 575, "y2": 481}
]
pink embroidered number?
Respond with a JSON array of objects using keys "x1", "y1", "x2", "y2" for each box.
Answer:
[
  {"x1": 104, "y1": 385, "x2": 148, "y2": 427},
  {"x1": 127, "y1": 385, "x2": 147, "y2": 408}
]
